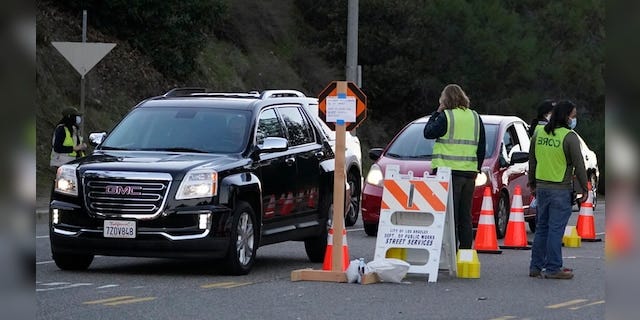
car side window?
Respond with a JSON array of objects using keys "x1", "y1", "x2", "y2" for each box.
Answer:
[
  {"x1": 277, "y1": 106, "x2": 314, "y2": 147},
  {"x1": 503, "y1": 125, "x2": 519, "y2": 156},
  {"x1": 257, "y1": 108, "x2": 285, "y2": 146},
  {"x1": 513, "y1": 122, "x2": 530, "y2": 152}
]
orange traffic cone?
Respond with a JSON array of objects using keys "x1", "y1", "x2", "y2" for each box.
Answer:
[
  {"x1": 322, "y1": 228, "x2": 349, "y2": 271},
  {"x1": 501, "y1": 185, "x2": 531, "y2": 250},
  {"x1": 576, "y1": 182, "x2": 601, "y2": 242},
  {"x1": 474, "y1": 187, "x2": 502, "y2": 254}
]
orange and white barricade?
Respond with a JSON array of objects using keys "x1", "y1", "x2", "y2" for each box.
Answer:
[{"x1": 373, "y1": 165, "x2": 456, "y2": 282}]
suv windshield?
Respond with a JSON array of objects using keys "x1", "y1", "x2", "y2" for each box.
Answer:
[
  {"x1": 101, "y1": 107, "x2": 252, "y2": 153},
  {"x1": 386, "y1": 122, "x2": 498, "y2": 159}
]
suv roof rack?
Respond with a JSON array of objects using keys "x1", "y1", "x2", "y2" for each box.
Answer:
[
  {"x1": 260, "y1": 90, "x2": 306, "y2": 99},
  {"x1": 162, "y1": 88, "x2": 310, "y2": 100},
  {"x1": 163, "y1": 87, "x2": 208, "y2": 97}
]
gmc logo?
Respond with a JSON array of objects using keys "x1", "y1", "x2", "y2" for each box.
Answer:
[{"x1": 104, "y1": 185, "x2": 142, "y2": 196}]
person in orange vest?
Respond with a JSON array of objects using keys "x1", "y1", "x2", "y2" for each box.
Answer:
[
  {"x1": 528, "y1": 100, "x2": 588, "y2": 279},
  {"x1": 50, "y1": 107, "x2": 87, "y2": 168},
  {"x1": 424, "y1": 84, "x2": 486, "y2": 250}
]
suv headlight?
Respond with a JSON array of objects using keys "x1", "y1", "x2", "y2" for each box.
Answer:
[
  {"x1": 54, "y1": 165, "x2": 78, "y2": 196},
  {"x1": 176, "y1": 169, "x2": 218, "y2": 200},
  {"x1": 365, "y1": 164, "x2": 384, "y2": 187}
]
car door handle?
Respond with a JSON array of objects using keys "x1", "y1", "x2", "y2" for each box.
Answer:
[
  {"x1": 314, "y1": 151, "x2": 324, "y2": 159},
  {"x1": 285, "y1": 157, "x2": 296, "y2": 166}
]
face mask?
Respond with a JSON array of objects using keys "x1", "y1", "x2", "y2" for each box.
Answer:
[
  {"x1": 75, "y1": 116, "x2": 82, "y2": 125},
  {"x1": 544, "y1": 113, "x2": 551, "y2": 121},
  {"x1": 569, "y1": 117, "x2": 577, "y2": 129}
]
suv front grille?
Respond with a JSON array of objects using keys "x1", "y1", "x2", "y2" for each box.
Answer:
[{"x1": 83, "y1": 171, "x2": 172, "y2": 219}]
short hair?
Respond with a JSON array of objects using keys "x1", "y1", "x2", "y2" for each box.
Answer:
[{"x1": 440, "y1": 84, "x2": 470, "y2": 109}]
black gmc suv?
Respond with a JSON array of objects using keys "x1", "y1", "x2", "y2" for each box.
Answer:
[{"x1": 49, "y1": 89, "x2": 337, "y2": 275}]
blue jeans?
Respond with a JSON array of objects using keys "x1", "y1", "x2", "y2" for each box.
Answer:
[{"x1": 529, "y1": 188, "x2": 572, "y2": 274}]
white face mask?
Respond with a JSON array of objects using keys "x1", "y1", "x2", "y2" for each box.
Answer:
[
  {"x1": 544, "y1": 113, "x2": 551, "y2": 121},
  {"x1": 75, "y1": 116, "x2": 82, "y2": 125}
]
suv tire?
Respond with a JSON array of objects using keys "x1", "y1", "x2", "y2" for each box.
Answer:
[
  {"x1": 224, "y1": 201, "x2": 257, "y2": 275},
  {"x1": 344, "y1": 170, "x2": 361, "y2": 227},
  {"x1": 52, "y1": 252, "x2": 94, "y2": 270}
]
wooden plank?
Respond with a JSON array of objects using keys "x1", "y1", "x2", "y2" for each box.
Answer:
[
  {"x1": 360, "y1": 272, "x2": 380, "y2": 285},
  {"x1": 291, "y1": 269, "x2": 347, "y2": 282}
]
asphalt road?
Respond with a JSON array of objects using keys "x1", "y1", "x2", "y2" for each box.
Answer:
[{"x1": 36, "y1": 202, "x2": 605, "y2": 320}]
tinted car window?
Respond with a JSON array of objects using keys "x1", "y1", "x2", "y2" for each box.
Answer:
[
  {"x1": 484, "y1": 124, "x2": 499, "y2": 157},
  {"x1": 278, "y1": 107, "x2": 314, "y2": 146},
  {"x1": 257, "y1": 108, "x2": 285, "y2": 145},
  {"x1": 389, "y1": 122, "x2": 499, "y2": 159},
  {"x1": 386, "y1": 123, "x2": 435, "y2": 159},
  {"x1": 101, "y1": 107, "x2": 251, "y2": 153}
]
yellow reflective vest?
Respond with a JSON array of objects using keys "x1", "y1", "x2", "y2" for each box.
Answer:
[
  {"x1": 431, "y1": 108, "x2": 480, "y2": 172},
  {"x1": 534, "y1": 127, "x2": 571, "y2": 182}
]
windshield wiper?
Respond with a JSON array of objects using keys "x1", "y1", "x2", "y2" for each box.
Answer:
[
  {"x1": 100, "y1": 146, "x2": 129, "y2": 151},
  {"x1": 405, "y1": 154, "x2": 432, "y2": 159},
  {"x1": 145, "y1": 147, "x2": 208, "y2": 153},
  {"x1": 386, "y1": 152, "x2": 402, "y2": 158}
]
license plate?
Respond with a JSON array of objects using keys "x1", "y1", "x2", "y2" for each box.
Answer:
[{"x1": 103, "y1": 220, "x2": 136, "y2": 239}]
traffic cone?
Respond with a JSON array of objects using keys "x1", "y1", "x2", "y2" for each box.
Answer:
[
  {"x1": 473, "y1": 187, "x2": 502, "y2": 254},
  {"x1": 322, "y1": 228, "x2": 349, "y2": 271},
  {"x1": 500, "y1": 185, "x2": 531, "y2": 250},
  {"x1": 576, "y1": 182, "x2": 601, "y2": 242}
]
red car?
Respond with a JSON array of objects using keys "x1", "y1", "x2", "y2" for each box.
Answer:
[{"x1": 361, "y1": 115, "x2": 535, "y2": 238}]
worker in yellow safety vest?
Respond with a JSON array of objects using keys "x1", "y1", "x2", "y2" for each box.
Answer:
[
  {"x1": 424, "y1": 84, "x2": 486, "y2": 250},
  {"x1": 50, "y1": 107, "x2": 87, "y2": 168},
  {"x1": 528, "y1": 100, "x2": 587, "y2": 280}
]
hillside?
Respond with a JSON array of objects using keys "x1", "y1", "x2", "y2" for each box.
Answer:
[{"x1": 36, "y1": 0, "x2": 341, "y2": 203}]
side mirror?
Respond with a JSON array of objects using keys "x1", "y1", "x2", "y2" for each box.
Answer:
[
  {"x1": 369, "y1": 148, "x2": 383, "y2": 161},
  {"x1": 255, "y1": 137, "x2": 288, "y2": 155},
  {"x1": 510, "y1": 151, "x2": 529, "y2": 165},
  {"x1": 89, "y1": 132, "x2": 107, "y2": 146}
]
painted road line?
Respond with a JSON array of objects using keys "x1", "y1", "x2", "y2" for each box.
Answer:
[
  {"x1": 489, "y1": 316, "x2": 517, "y2": 320},
  {"x1": 347, "y1": 228, "x2": 363, "y2": 232},
  {"x1": 545, "y1": 299, "x2": 589, "y2": 309},
  {"x1": 84, "y1": 296, "x2": 135, "y2": 305},
  {"x1": 201, "y1": 281, "x2": 252, "y2": 289},
  {"x1": 36, "y1": 260, "x2": 54, "y2": 265},
  {"x1": 41, "y1": 282, "x2": 70, "y2": 286},
  {"x1": 37, "y1": 283, "x2": 93, "y2": 292},
  {"x1": 36, "y1": 235, "x2": 49, "y2": 239},
  {"x1": 103, "y1": 297, "x2": 157, "y2": 306},
  {"x1": 569, "y1": 300, "x2": 605, "y2": 310},
  {"x1": 97, "y1": 284, "x2": 120, "y2": 289}
]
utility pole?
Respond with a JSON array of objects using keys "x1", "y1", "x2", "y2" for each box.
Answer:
[
  {"x1": 346, "y1": 0, "x2": 359, "y2": 134},
  {"x1": 80, "y1": 10, "x2": 87, "y2": 134},
  {"x1": 346, "y1": 0, "x2": 359, "y2": 86}
]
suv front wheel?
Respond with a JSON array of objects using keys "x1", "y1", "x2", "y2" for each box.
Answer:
[{"x1": 224, "y1": 201, "x2": 257, "y2": 275}]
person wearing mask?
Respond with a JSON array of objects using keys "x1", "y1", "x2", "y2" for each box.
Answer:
[
  {"x1": 424, "y1": 84, "x2": 485, "y2": 249},
  {"x1": 50, "y1": 107, "x2": 87, "y2": 168},
  {"x1": 528, "y1": 100, "x2": 555, "y2": 137},
  {"x1": 528, "y1": 100, "x2": 588, "y2": 279}
]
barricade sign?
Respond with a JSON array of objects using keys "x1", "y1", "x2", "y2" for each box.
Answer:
[{"x1": 373, "y1": 165, "x2": 457, "y2": 282}]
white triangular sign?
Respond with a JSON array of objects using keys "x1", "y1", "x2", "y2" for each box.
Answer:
[{"x1": 52, "y1": 41, "x2": 116, "y2": 76}]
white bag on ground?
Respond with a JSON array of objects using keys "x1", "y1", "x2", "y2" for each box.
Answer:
[
  {"x1": 366, "y1": 258, "x2": 410, "y2": 283},
  {"x1": 346, "y1": 259, "x2": 360, "y2": 283}
]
